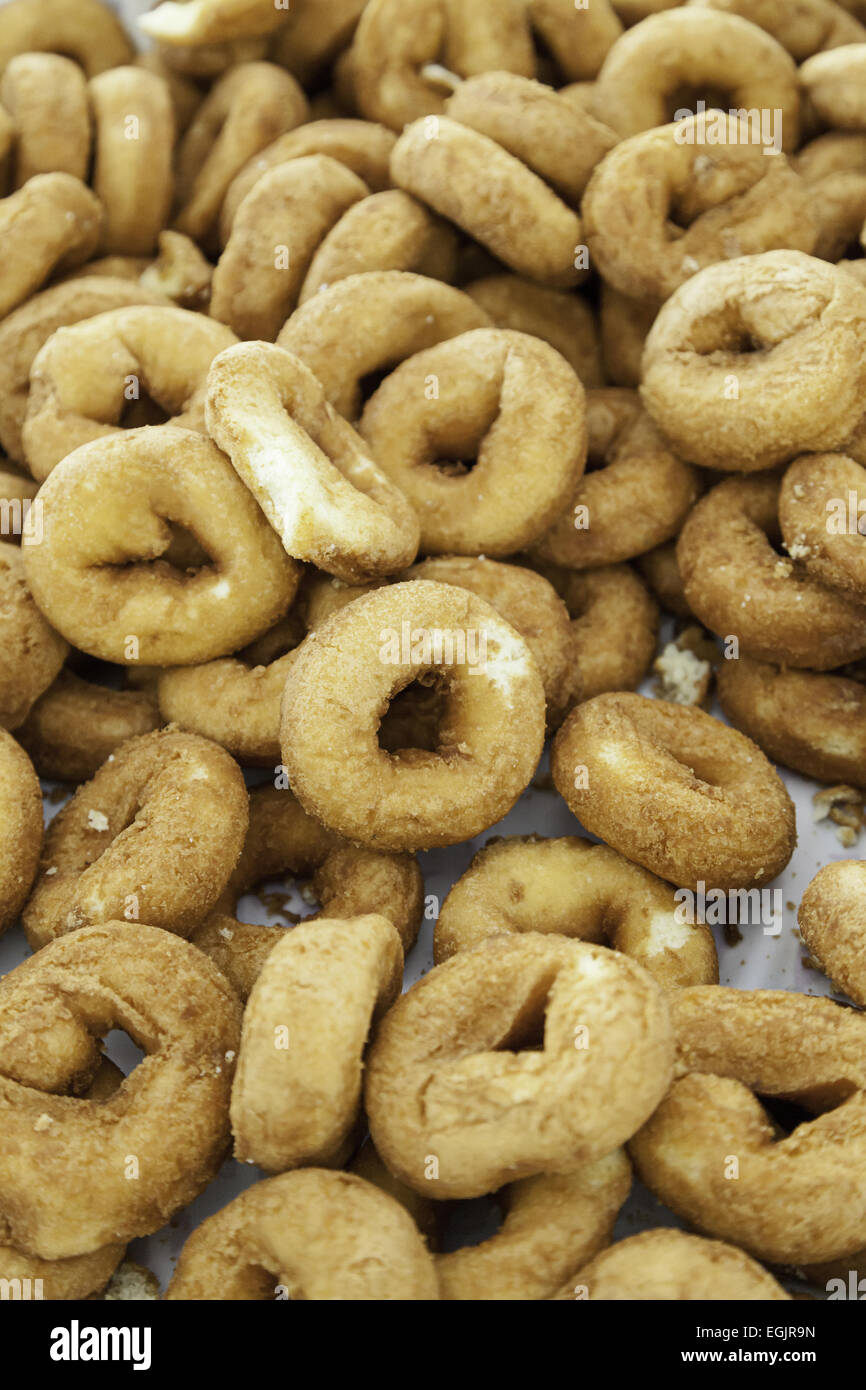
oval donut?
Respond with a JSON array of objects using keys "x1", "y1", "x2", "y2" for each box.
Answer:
[
  {"x1": 0, "y1": 728, "x2": 42, "y2": 936},
  {"x1": 280, "y1": 580, "x2": 546, "y2": 850},
  {"x1": 359, "y1": 329, "x2": 587, "y2": 556},
  {"x1": 22, "y1": 425, "x2": 301, "y2": 666},
  {"x1": 0, "y1": 921, "x2": 240, "y2": 1260},
  {"x1": 0, "y1": 0, "x2": 133, "y2": 77},
  {"x1": 465, "y1": 274, "x2": 604, "y2": 387},
  {"x1": 22, "y1": 728, "x2": 248, "y2": 951},
  {"x1": 16, "y1": 672, "x2": 161, "y2": 784},
  {"x1": 536, "y1": 563, "x2": 660, "y2": 706},
  {"x1": 552, "y1": 691, "x2": 796, "y2": 891},
  {"x1": 630, "y1": 986, "x2": 866, "y2": 1265},
  {"x1": 165, "y1": 1169, "x2": 439, "y2": 1300},
  {"x1": 688, "y1": 0, "x2": 866, "y2": 59},
  {"x1": 0, "y1": 53, "x2": 90, "y2": 186},
  {"x1": 800, "y1": 43, "x2": 866, "y2": 130},
  {"x1": 0, "y1": 173, "x2": 102, "y2": 319},
  {"x1": 0, "y1": 546, "x2": 68, "y2": 731},
  {"x1": 366, "y1": 933, "x2": 674, "y2": 1199},
  {"x1": 799, "y1": 861, "x2": 866, "y2": 1008},
  {"x1": 435, "y1": 835, "x2": 718, "y2": 987},
  {"x1": 779, "y1": 452, "x2": 866, "y2": 602},
  {"x1": 550, "y1": 1228, "x2": 791, "y2": 1300},
  {"x1": 23, "y1": 306, "x2": 237, "y2": 480},
  {"x1": 89, "y1": 66, "x2": 174, "y2": 257}
]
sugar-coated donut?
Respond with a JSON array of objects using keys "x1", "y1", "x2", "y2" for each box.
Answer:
[{"x1": 16, "y1": 671, "x2": 161, "y2": 783}]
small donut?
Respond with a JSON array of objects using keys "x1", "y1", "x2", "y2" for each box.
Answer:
[
  {"x1": 16, "y1": 672, "x2": 161, "y2": 784},
  {"x1": 23, "y1": 306, "x2": 237, "y2": 480},
  {"x1": 0, "y1": 922, "x2": 240, "y2": 1260},
  {"x1": 552, "y1": 692, "x2": 796, "y2": 891},
  {"x1": 277, "y1": 270, "x2": 491, "y2": 421},
  {"x1": 795, "y1": 132, "x2": 866, "y2": 260},
  {"x1": 536, "y1": 563, "x2": 660, "y2": 705},
  {"x1": 359, "y1": 329, "x2": 586, "y2": 556},
  {"x1": 173, "y1": 62, "x2": 308, "y2": 245},
  {"x1": 435, "y1": 835, "x2": 718, "y2": 986},
  {"x1": 800, "y1": 43, "x2": 866, "y2": 130},
  {"x1": 550, "y1": 1228, "x2": 791, "y2": 1300},
  {"x1": 583, "y1": 114, "x2": 816, "y2": 303},
  {"x1": 280, "y1": 580, "x2": 546, "y2": 850},
  {"x1": 0, "y1": 0, "x2": 133, "y2": 78},
  {"x1": 592, "y1": 9, "x2": 800, "y2": 150},
  {"x1": 391, "y1": 117, "x2": 584, "y2": 289},
  {"x1": 268, "y1": 0, "x2": 366, "y2": 87},
  {"x1": 799, "y1": 861, "x2": 866, "y2": 1006},
  {"x1": 22, "y1": 728, "x2": 248, "y2": 951},
  {"x1": 779, "y1": 453, "x2": 866, "y2": 601},
  {"x1": 231, "y1": 915, "x2": 403, "y2": 1171},
  {"x1": 0, "y1": 547, "x2": 68, "y2": 731},
  {"x1": 0, "y1": 174, "x2": 102, "y2": 319},
  {"x1": 630, "y1": 986, "x2": 866, "y2": 1265},
  {"x1": 676, "y1": 474, "x2": 866, "y2": 669},
  {"x1": 688, "y1": 0, "x2": 866, "y2": 59},
  {"x1": 89, "y1": 67, "x2": 174, "y2": 257},
  {"x1": 529, "y1": 389, "x2": 700, "y2": 570},
  {"x1": 640, "y1": 252, "x2": 866, "y2": 473},
  {"x1": 599, "y1": 285, "x2": 657, "y2": 388},
  {"x1": 22, "y1": 426, "x2": 300, "y2": 665},
  {"x1": 165, "y1": 1170, "x2": 439, "y2": 1300},
  {"x1": 0, "y1": 53, "x2": 90, "y2": 186},
  {"x1": 635, "y1": 543, "x2": 693, "y2": 619},
  {"x1": 140, "y1": 0, "x2": 290, "y2": 45},
  {"x1": 206, "y1": 341, "x2": 420, "y2": 583},
  {"x1": 465, "y1": 275, "x2": 603, "y2": 387},
  {"x1": 366, "y1": 933, "x2": 674, "y2": 1198},
  {"x1": 0, "y1": 728, "x2": 42, "y2": 936},
  {"x1": 210, "y1": 157, "x2": 369, "y2": 340},
  {"x1": 138, "y1": 230, "x2": 213, "y2": 310}
]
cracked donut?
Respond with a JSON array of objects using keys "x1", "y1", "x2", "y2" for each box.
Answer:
[
  {"x1": 465, "y1": 274, "x2": 603, "y2": 387},
  {"x1": 630, "y1": 986, "x2": 866, "y2": 1265},
  {"x1": 0, "y1": 173, "x2": 102, "y2": 319},
  {"x1": 688, "y1": 0, "x2": 866, "y2": 59},
  {"x1": 206, "y1": 341, "x2": 420, "y2": 583},
  {"x1": 0, "y1": 546, "x2": 68, "y2": 731},
  {"x1": 366, "y1": 933, "x2": 674, "y2": 1198},
  {"x1": 435, "y1": 835, "x2": 718, "y2": 987},
  {"x1": 89, "y1": 66, "x2": 174, "y2": 257},
  {"x1": 359, "y1": 329, "x2": 586, "y2": 556},
  {"x1": 165, "y1": 1169, "x2": 438, "y2": 1300},
  {"x1": 799, "y1": 861, "x2": 866, "y2": 1008},
  {"x1": 0, "y1": 727, "x2": 42, "y2": 937},
  {"x1": 277, "y1": 270, "x2": 491, "y2": 421},
  {"x1": 536, "y1": 563, "x2": 660, "y2": 706},
  {"x1": 0, "y1": 922, "x2": 240, "y2": 1260},
  {"x1": 22, "y1": 728, "x2": 248, "y2": 951},
  {"x1": 16, "y1": 671, "x2": 161, "y2": 784},
  {"x1": 800, "y1": 42, "x2": 866, "y2": 130},
  {"x1": 552, "y1": 691, "x2": 796, "y2": 891},
  {"x1": 550, "y1": 1228, "x2": 791, "y2": 1300},
  {"x1": 0, "y1": 0, "x2": 133, "y2": 77},
  {"x1": 22, "y1": 425, "x2": 300, "y2": 665},
  {"x1": 0, "y1": 53, "x2": 90, "y2": 186},
  {"x1": 677, "y1": 474, "x2": 866, "y2": 669},
  {"x1": 23, "y1": 306, "x2": 237, "y2": 480},
  {"x1": 280, "y1": 580, "x2": 545, "y2": 850},
  {"x1": 640, "y1": 252, "x2": 866, "y2": 473},
  {"x1": 231, "y1": 915, "x2": 403, "y2": 1171},
  {"x1": 779, "y1": 453, "x2": 866, "y2": 602}
]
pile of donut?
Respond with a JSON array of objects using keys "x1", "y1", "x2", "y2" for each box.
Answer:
[{"x1": 3, "y1": 0, "x2": 866, "y2": 1303}]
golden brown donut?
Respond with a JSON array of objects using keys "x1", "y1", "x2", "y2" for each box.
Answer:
[
  {"x1": 551, "y1": 1228, "x2": 791, "y2": 1300},
  {"x1": 16, "y1": 672, "x2": 161, "y2": 784},
  {"x1": 0, "y1": 546, "x2": 68, "y2": 731},
  {"x1": 799, "y1": 861, "x2": 866, "y2": 1006},
  {"x1": 23, "y1": 306, "x2": 237, "y2": 480},
  {"x1": 435, "y1": 835, "x2": 718, "y2": 987},
  {"x1": 281, "y1": 580, "x2": 546, "y2": 850},
  {"x1": 779, "y1": 452, "x2": 866, "y2": 601},
  {"x1": 22, "y1": 728, "x2": 248, "y2": 951},
  {"x1": 537, "y1": 563, "x2": 660, "y2": 706},
  {"x1": 0, "y1": 922, "x2": 240, "y2": 1260},
  {"x1": 231, "y1": 915, "x2": 403, "y2": 1171},
  {"x1": 0, "y1": 53, "x2": 90, "y2": 186},
  {"x1": 277, "y1": 270, "x2": 491, "y2": 421},
  {"x1": 366, "y1": 933, "x2": 674, "y2": 1198},
  {"x1": 800, "y1": 42, "x2": 866, "y2": 130},
  {"x1": 630, "y1": 986, "x2": 866, "y2": 1265},
  {"x1": 676, "y1": 474, "x2": 866, "y2": 669},
  {"x1": 140, "y1": 0, "x2": 290, "y2": 45},
  {"x1": 688, "y1": 0, "x2": 866, "y2": 58},
  {"x1": 552, "y1": 691, "x2": 796, "y2": 891},
  {"x1": 359, "y1": 329, "x2": 586, "y2": 556},
  {"x1": 0, "y1": 173, "x2": 102, "y2": 319},
  {"x1": 0, "y1": 728, "x2": 42, "y2": 936},
  {"x1": 465, "y1": 275, "x2": 603, "y2": 387},
  {"x1": 0, "y1": 0, "x2": 133, "y2": 77},
  {"x1": 164, "y1": 1170, "x2": 439, "y2": 1300},
  {"x1": 89, "y1": 66, "x2": 174, "y2": 257},
  {"x1": 599, "y1": 284, "x2": 657, "y2": 388},
  {"x1": 635, "y1": 542, "x2": 693, "y2": 619}
]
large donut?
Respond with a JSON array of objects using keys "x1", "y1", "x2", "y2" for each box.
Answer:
[
  {"x1": 0, "y1": 922, "x2": 240, "y2": 1260},
  {"x1": 0, "y1": 0, "x2": 133, "y2": 77},
  {"x1": 16, "y1": 671, "x2": 161, "y2": 784},
  {"x1": 0, "y1": 547, "x2": 68, "y2": 730},
  {"x1": 552, "y1": 692, "x2": 796, "y2": 891},
  {"x1": 280, "y1": 580, "x2": 546, "y2": 850},
  {"x1": 799, "y1": 861, "x2": 866, "y2": 1008},
  {"x1": 366, "y1": 933, "x2": 674, "y2": 1198},
  {"x1": 0, "y1": 728, "x2": 42, "y2": 937},
  {"x1": 0, "y1": 174, "x2": 102, "y2": 319},
  {"x1": 89, "y1": 67, "x2": 174, "y2": 256},
  {"x1": 779, "y1": 452, "x2": 866, "y2": 602},
  {"x1": 22, "y1": 425, "x2": 300, "y2": 666},
  {"x1": 536, "y1": 563, "x2": 660, "y2": 705},
  {"x1": 551, "y1": 1228, "x2": 791, "y2": 1300},
  {"x1": 465, "y1": 274, "x2": 603, "y2": 387},
  {"x1": 0, "y1": 53, "x2": 90, "y2": 186}
]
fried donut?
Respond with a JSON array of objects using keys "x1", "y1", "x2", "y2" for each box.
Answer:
[
  {"x1": 359, "y1": 329, "x2": 586, "y2": 556},
  {"x1": 0, "y1": 53, "x2": 90, "y2": 186},
  {"x1": 0, "y1": 728, "x2": 42, "y2": 936},
  {"x1": 592, "y1": 9, "x2": 800, "y2": 150},
  {"x1": 140, "y1": 0, "x2": 290, "y2": 45},
  {"x1": 630, "y1": 986, "x2": 866, "y2": 1264},
  {"x1": 465, "y1": 275, "x2": 603, "y2": 387},
  {"x1": 636, "y1": 543, "x2": 693, "y2": 619},
  {"x1": 280, "y1": 580, "x2": 546, "y2": 850},
  {"x1": 23, "y1": 306, "x2": 236, "y2": 480},
  {"x1": 0, "y1": 174, "x2": 102, "y2": 319},
  {"x1": 0, "y1": 547, "x2": 68, "y2": 731},
  {"x1": 676, "y1": 475, "x2": 866, "y2": 669},
  {"x1": 89, "y1": 67, "x2": 174, "y2": 257},
  {"x1": 435, "y1": 835, "x2": 718, "y2": 987},
  {"x1": 688, "y1": 0, "x2": 866, "y2": 58},
  {"x1": 0, "y1": 0, "x2": 133, "y2": 77},
  {"x1": 366, "y1": 933, "x2": 674, "y2": 1198},
  {"x1": 799, "y1": 861, "x2": 866, "y2": 1007},
  {"x1": 551, "y1": 1228, "x2": 791, "y2": 1300},
  {"x1": 165, "y1": 1170, "x2": 438, "y2": 1300},
  {"x1": 800, "y1": 43, "x2": 866, "y2": 130},
  {"x1": 640, "y1": 252, "x2": 866, "y2": 473},
  {"x1": 22, "y1": 728, "x2": 247, "y2": 951},
  {"x1": 22, "y1": 426, "x2": 300, "y2": 665},
  {"x1": 391, "y1": 117, "x2": 584, "y2": 289},
  {"x1": 210, "y1": 157, "x2": 369, "y2": 340},
  {"x1": 779, "y1": 453, "x2": 866, "y2": 601},
  {"x1": 599, "y1": 285, "x2": 657, "y2": 388},
  {"x1": 529, "y1": 390, "x2": 700, "y2": 570},
  {"x1": 552, "y1": 692, "x2": 796, "y2": 891},
  {"x1": 277, "y1": 271, "x2": 491, "y2": 421},
  {"x1": 537, "y1": 563, "x2": 660, "y2": 706},
  {"x1": 0, "y1": 922, "x2": 240, "y2": 1259},
  {"x1": 16, "y1": 672, "x2": 161, "y2": 784},
  {"x1": 231, "y1": 915, "x2": 402, "y2": 1171},
  {"x1": 583, "y1": 114, "x2": 816, "y2": 303}
]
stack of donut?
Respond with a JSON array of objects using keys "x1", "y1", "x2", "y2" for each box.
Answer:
[{"x1": 1, "y1": 0, "x2": 866, "y2": 1302}]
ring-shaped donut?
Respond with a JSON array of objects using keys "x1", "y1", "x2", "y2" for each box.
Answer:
[
  {"x1": 550, "y1": 1228, "x2": 791, "y2": 1300},
  {"x1": 89, "y1": 66, "x2": 174, "y2": 257},
  {"x1": 779, "y1": 453, "x2": 866, "y2": 602},
  {"x1": 0, "y1": 728, "x2": 42, "y2": 936},
  {"x1": 465, "y1": 274, "x2": 603, "y2": 387},
  {"x1": 0, "y1": 0, "x2": 133, "y2": 78},
  {"x1": 799, "y1": 861, "x2": 866, "y2": 1007},
  {"x1": 0, "y1": 547, "x2": 68, "y2": 731},
  {"x1": 0, "y1": 173, "x2": 102, "y2": 319},
  {"x1": 0, "y1": 53, "x2": 90, "y2": 186},
  {"x1": 16, "y1": 671, "x2": 161, "y2": 784}
]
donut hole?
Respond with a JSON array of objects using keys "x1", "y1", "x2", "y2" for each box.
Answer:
[
  {"x1": 667, "y1": 87, "x2": 734, "y2": 126},
  {"x1": 237, "y1": 876, "x2": 317, "y2": 928},
  {"x1": 118, "y1": 387, "x2": 171, "y2": 430},
  {"x1": 378, "y1": 676, "x2": 449, "y2": 754},
  {"x1": 161, "y1": 521, "x2": 212, "y2": 572},
  {"x1": 759, "y1": 1085, "x2": 859, "y2": 1137},
  {"x1": 101, "y1": 1028, "x2": 146, "y2": 1078},
  {"x1": 438, "y1": 1192, "x2": 504, "y2": 1253}
]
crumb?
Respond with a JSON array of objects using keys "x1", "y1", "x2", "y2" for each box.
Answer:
[
  {"x1": 653, "y1": 641, "x2": 712, "y2": 706},
  {"x1": 99, "y1": 1261, "x2": 160, "y2": 1301},
  {"x1": 33, "y1": 1113, "x2": 53, "y2": 1132},
  {"x1": 45, "y1": 866, "x2": 57, "y2": 876},
  {"x1": 218, "y1": 925, "x2": 234, "y2": 941},
  {"x1": 813, "y1": 785, "x2": 864, "y2": 844},
  {"x1": 723, "y1": 922, "x2": 743, "y2": 947},
  {"x1": 86, "y1": 809, "x2": 110, "y2": 832}
]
